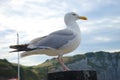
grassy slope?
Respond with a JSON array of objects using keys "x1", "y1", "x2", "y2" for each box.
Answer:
[{"x1": 0, "y1": 51, "x2": 120, "y2": 80}]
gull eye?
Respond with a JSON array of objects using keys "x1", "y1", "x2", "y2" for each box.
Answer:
[{"x1": 72, "y1": 13, "x2": 76, "y2": 16}]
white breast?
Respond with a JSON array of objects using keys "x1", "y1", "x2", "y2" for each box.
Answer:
[{"x1": 59, "y1": 34, "x2": 81, "y2": 54}]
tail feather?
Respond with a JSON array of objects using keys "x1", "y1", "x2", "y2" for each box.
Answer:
[{"x1": 9, "y1": 50, "x2": 19, "y2": 53}]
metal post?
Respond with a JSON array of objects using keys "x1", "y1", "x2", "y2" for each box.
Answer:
[{"x1": 17, "y1": 33, "x2": 20, "y2": 80}]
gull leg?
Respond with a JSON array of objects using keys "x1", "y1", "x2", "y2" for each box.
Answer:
[{"x1": 58, "y1": 54, "x2": 70, "y2": 71}]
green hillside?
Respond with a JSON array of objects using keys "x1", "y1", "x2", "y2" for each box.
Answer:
[
  {"x1": 0, "y1": 51, "x2": 120, "y2": 80},
  {"x1": 0, "y1": 59, "x2": 41, "y2": 80}
]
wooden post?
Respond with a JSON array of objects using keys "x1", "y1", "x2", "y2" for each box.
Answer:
[{"x1": 47, "y1": 70, "x2": 97, "y2": 80}]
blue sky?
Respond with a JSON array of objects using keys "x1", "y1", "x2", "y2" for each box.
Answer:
[{"x1": 0, "y1": 0, "x2": 120, "y2": 66}]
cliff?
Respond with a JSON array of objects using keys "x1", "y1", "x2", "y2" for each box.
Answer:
[
  {"x1": 57, "y1": 51, "x2": 120, "y2": 80},
  {"x1": 0, "y1": 51, "x2": 120, "y2": 80}
]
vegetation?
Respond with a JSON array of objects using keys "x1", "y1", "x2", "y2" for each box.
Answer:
[{"x1": 0, "y1": 51, "x2": 120, "y2": 80}]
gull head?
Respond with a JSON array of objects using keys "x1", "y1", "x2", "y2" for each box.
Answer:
[{"x1": 64, "y1": 12, "x2": 87, "y2": 21}]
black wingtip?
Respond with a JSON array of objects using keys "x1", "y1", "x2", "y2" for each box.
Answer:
[
  {"x1": 9, "y1": 45, "x2": 16, "y2": 49},
  {"x1": 9, "y1": 44, "x2": 29, "y2": 52},
  {"x1": 9, "y1": 44, "x2": 28, "y2": 49}
]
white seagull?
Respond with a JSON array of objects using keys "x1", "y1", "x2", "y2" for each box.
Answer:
[{"x1": 10, "y1": 12, "x2": 87, "y2": 71}]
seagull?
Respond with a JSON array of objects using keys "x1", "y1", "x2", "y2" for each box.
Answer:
[{"x1": 10, "y1": 12, "x2": 87, "y2": 71}]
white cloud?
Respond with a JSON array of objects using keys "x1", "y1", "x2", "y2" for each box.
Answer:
[
  {"x1": 0, "y1": 0, "x2": 120, "y2": 66},
  {"x1": 9, "y1": 0, "x2": 25, "y2": 7},
  {"x1": 9, "y1": 55, "x2": 53, "y2": 66},
  {"x1": 106, "y1": 49, "x2": 120, "y2": 53},
  {"x1": 64, "y1": 0, "x2": 117, "y2": 14},
  {"x1": 94, "y1": 37, "x2": 111, "y2": 42},
  {"x1": 80, "y1": 16, "x2": 120, "y2": 34}
]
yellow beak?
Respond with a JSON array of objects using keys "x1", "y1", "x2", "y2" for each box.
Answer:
[{"x1": 79, "y1": 16, "x2": 87, "y2": 20}]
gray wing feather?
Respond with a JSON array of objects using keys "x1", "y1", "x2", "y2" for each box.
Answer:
[{"x1": 28, "y1": 29, "x2": 75, "y2": 49}]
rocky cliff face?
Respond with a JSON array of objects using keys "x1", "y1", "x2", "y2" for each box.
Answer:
[
  {"x1": 61, "y1": 51, "x2": 120, "y2": 80},
  {"x1": 1, "y1": 51, "x2": 120, "y2": 80}
]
